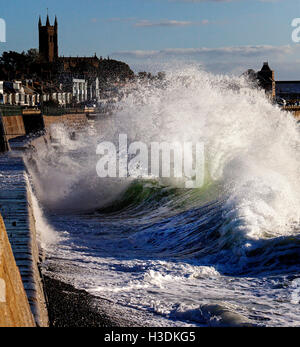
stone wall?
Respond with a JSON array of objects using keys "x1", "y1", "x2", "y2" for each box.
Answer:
[
  {"x1": 1, "y1": 115, "x2": 26, "y2": 141},
  {"x1": 0, "y1": 111, "x2": 88, "y2": 152},
  {"x1": 0, "y1": 214, "x2": 36, "y2": 327},
  {"x1": 282, "y1": 106, "x2": 300, "y2": 120},
  {"x1": 293, "y1": 110, "x2": 300, "y2": 119},
  {"x1": 43, "y1": 113, "x2": 88, "y2": 130},
  {"x1": 0, "y1": 155, "x2": 49, "y2": 327}
]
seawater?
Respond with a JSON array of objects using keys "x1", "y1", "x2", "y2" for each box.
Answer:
[{"x1": 23, "y1": 67, "x2": 300, "y2": 326}]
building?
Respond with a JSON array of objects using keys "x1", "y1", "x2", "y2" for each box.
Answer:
[
  {"x1": 256, "y1": 62, "x2": 276, "y2": 99},
  {"x1": 0, "y1": 81, "x2": 40, "y2": 106},
  {"x1": 37, "y1": 15, "x2": 102, "y2": 104},
  {"x1": 38, "y1": 15, "x2": 102, "y2": 71},
  {"x1": 33, "y1": 81, "x2": 72, "y2": 107},
  {"x1": 88, "y1": 77, "x2": 100, "y2": 103},
  {"x1": 61, "y1": 56, "x2": 101, "y2": 71},
  {"x1": 39, "y1": 15, "x2": 58, "y2": 63},
  {"x1": 275, "y1": 82, "x2": 300, "y2": 104},
  {"x1": 72, "y1": 78, "x2": 88, "y2": 103},
  {"x1": 0, "y1": 82, "x2": 4, "y2": 104},
  {"x1": 4, "y1": 81, "x2": 25, "y2": 106},
  {"x1": 254, "y1": 62, "x2": 300, "y2": 106}
]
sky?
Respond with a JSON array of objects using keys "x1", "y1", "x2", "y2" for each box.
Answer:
[{"x1": 1, "y1": 0, "x2": 300, "y2": 79}]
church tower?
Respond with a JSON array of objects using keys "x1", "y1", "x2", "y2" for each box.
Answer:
[
  {"x1": 257, "y1": 62, "x2": 275, "y2": 99},
  {"x1": 38, "y1": 14, "x2": 58, "y2": 63}
]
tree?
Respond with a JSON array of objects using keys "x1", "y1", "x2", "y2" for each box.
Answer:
[
  {"x1": 97, "y1": 59, "x2": 134, "y2": 82},
  {"x1": 0, "y1": 49, "x2": 41, "y2": 80},
  {"x1": 138, "y1": 71, "x2": 148, "y2": 79},
  {"x1": 26, "y1": 49, "x2": 39, "y2": 64},
  {"x1": 157, "y1": 72, "x2": 166, "y2": 80}
]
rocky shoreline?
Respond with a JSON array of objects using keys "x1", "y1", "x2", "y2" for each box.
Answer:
[
  {"x1": 43, "y1": 275, "x2": 141, "y2": 327},
  {"x1": 43, "y1": 275, "x2": 129, "y2": 327}
]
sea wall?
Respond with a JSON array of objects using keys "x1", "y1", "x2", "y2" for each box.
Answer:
[
  {"x1": 43, "y1": 113, "x2": 88, "y2": 129},
  {"x1": 293, "y1": 110, "x2": 300, "y2": 119},
  {"x1": 282, "y1": 106, "x2": 300, "y2": 120},
  {"x1": 0, "y1": 108, "x2": 89, "y2": 326},
  {"x1": 0, "y1": 107, "x2": 26, "y2": 151},
  {"x1": 0, "y1": 107, "x2": 88, "y2": 153},
  {"x1": 1, "y1": 115, "x2": 26, "y2": 142},
  {"x1": 0, "y1": 155, "x2": 48, "y2": 327},
  {"x1": 0, "y1": 214, "x2": 36, "y2": 327}
]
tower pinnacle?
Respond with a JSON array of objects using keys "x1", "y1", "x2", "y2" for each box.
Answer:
[{"x1": 39, "y1": 13, "x2": 58, "y2": 63}]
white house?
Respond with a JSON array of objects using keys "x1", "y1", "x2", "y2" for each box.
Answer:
[
  {"x1": 13, "y1": 81, "x2": 25, "y2": 106},
  {"x1": 0, "y1": 81, "x2": 4, "y2": 104},
  {"x1": 88, "y1": 77, "x2": 100, "y2": 103},
  {"x1": 72, "y1": 78, "x2": 88, "y2": 103}
]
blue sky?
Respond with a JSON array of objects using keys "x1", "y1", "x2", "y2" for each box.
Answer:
[{"x1": 1, "y1": 0, "x2": 300, "y2": 78}]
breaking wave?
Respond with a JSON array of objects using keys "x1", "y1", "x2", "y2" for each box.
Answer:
[{"x1": 25, "y1": 66, "x2": 300, "y2": 326}]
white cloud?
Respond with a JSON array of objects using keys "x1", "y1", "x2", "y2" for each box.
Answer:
[
  {"x1": 167, "y1": 0, "x2": 236, "y2": 3},
  {"x1": 113, "y1": 45, "x2": 294, "y2": 59},
  {"x1": 135, "y1": 20, "x2": 196, "y2": 27},
  {"x1": 107, "y1": 18, "x2": 210, "y2": 27},
  {"x1": 168, "y1": 0, "x2": 280, "y2": 2},
  {"x1": 112, "y1": 44, "x2": 300, "y2": 79},
  {"x1": 168, "y1": 0, "x2": 233, "y2": 2}
]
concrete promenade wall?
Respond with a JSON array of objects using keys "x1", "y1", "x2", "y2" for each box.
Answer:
[
  {"x1": 282, "y1": 106, "x2": 300, "y2": 120},
  {"x1": 43, "y1": 113, "x2": 88, "y2": 129},
  {"x1": 0, "y1": 214, "x2": 36, "y2": 327},
  {"x1": 1, "y1": 115, "x2": 26, "y2": 141},
  {"x1": 0, "y1": 110, "x2": 88, "y2": 153},
  {"x1": 0, "y1": 155, "x2": 48, "y2": 327},
  {"x1": 293, "y1": 110, "x2": 300, "y2": 119},
  {"x1": 0, "y1": 111, "x2": 88, "y2": 326}
]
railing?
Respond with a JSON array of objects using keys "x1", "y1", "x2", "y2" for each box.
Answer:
[
  {"x1": 41, "y1": 107, "x2": 64, "y2": 116},
  {"x1": 0, "y1": 105, "x2": 23, "y2": 116},
  {"x1": 282, "y1": 105, "x2": 300, "y2": 110},
  {"x1": 0, "y1": 105, "x2": 97, "y2": 117},
  {"x1": 22, "y1": 108, "x2": 41, "y2": 115},
  {"x1": 42, "y1": 106, "x2": 88, "y2": 116}
]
